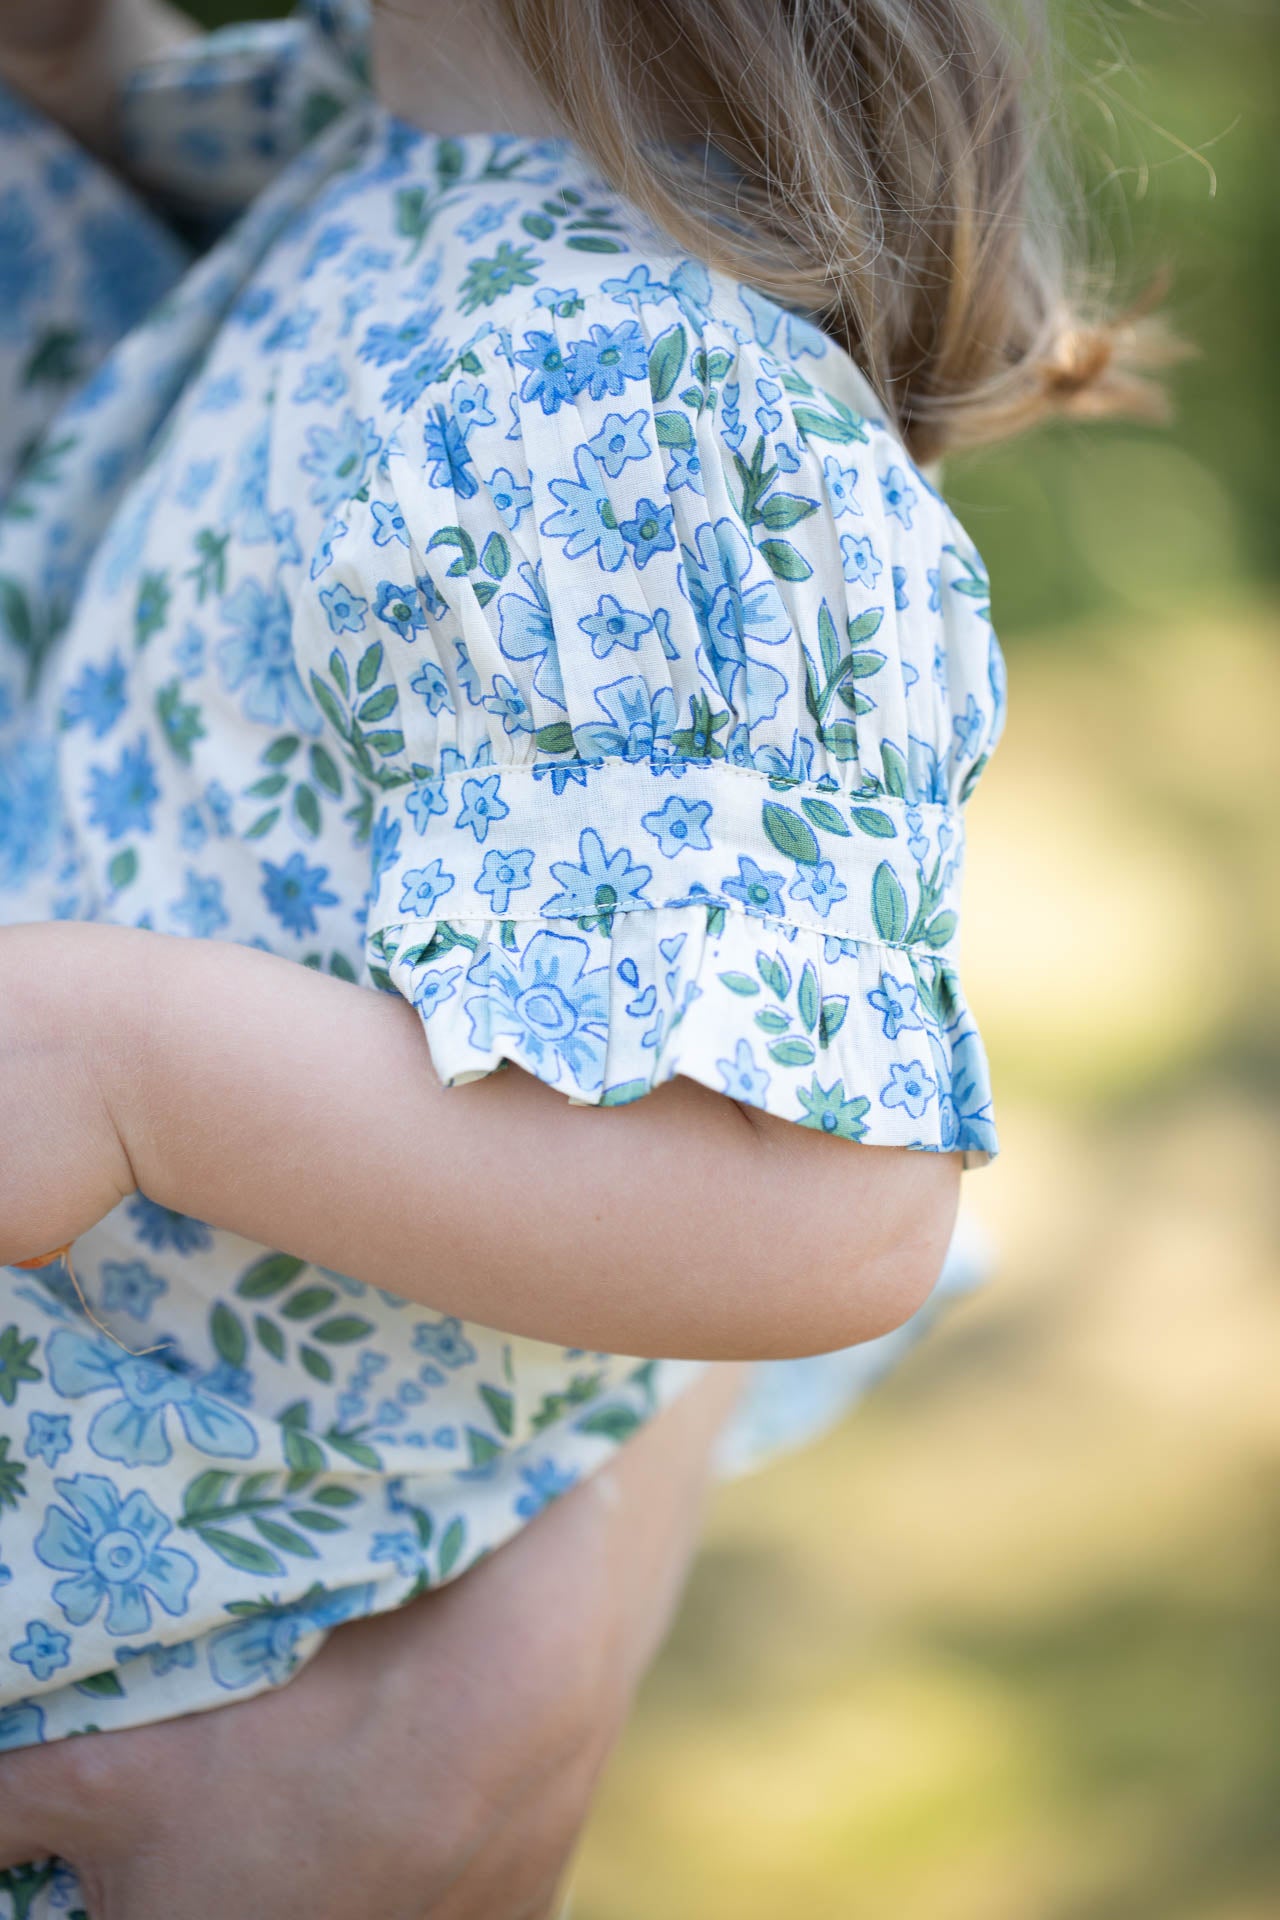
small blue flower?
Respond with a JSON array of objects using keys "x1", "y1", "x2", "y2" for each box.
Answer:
[
  {"x1": 450, "y1": 377, "x2": 495, "y2": 434},
  {"x1": 822, "y1": 457, "x2": 863, "y2": 517},
  {"x1": 405, "y1": 776, "x2": 448, "y2": 833},
  {"x1": 455, "y1": 774, "x2": 509, "y2": 844},
  {"x1": 619, "y1": 497, "x2": 675, "y2": 568},
  {"x1": 126, "y1": 1193, "x2": 213, "y2": 1255},
  {"x1": 61, "y1": 652, "x2": 127, "y2": 738},
  {"x1": 541, "y1": 828, "x2": 651, "y2": 927},
  {"x1": 412, "y1": 1318, "x2": 477, "y2": 1369},
  {"x1": 25, "y1": 1411, "x2": 72, "y2": 1469},
  {"x1": 788, "y1": 859, "x2": 848, "y2": 919},
  {"x1": 867, "y1": 973, "x2": 923, "y2": 1041},
  {"x1": 579, "y1": 594, "x2": 653, "y2": 658},
  {"x1": 486, "y1": 465, "x2": 533, "y2": 530},
  {"x1": 10, "y1": 1620, "x2": 70, "y2": 1684},
  {"x1": 881, "y1": 463, "x2": 918, "y2": 528},
  {"x1": 374, "y1": 580, "x2": 428, "y2": 642},
  {"x1": 100, "y1": 1259, "x2": 168, "y2": 1322},
  {"x1": 481, "y1": 672, "x2": 535, "y2": 736},
  {"x1": 261, "y1": 852, "x2": 339, "y2": 938},
  {"x1": 716, "y1": 1038, "x2": 770, "y2": 1105},
  {"x1": 169, "y1": 869, "x2": 229, "y2": 939},
  {"x1": 840, "y1": 533, "x2": 883, "y2": 589},
  {"x1": 412, "y1": 965, "x2": 462, "y2": 1019},
  {"x1": 565, "y1": 321, "x2": 647, "y2": 400},
  {"x1": 514, "y1": 329, "x2": 574, "y2": 414},
  {"x1": 85, "y1": 736, "x2": 158, "y2": 841},
  {"x1": 293, "y1": 355, "x2": 348, "y2": 405},
  {"x1": 666, "y1": 443, "x2": 704, "y2": 493},
  {"x1": 370, "y1": 1529, "x2": 425, "y2": 1578},
  {"x1": 399, "y1": 860, "x2": 455, "y2": 915},
  {"x1": 587, "y1": 408, "x2": 650, "y2": 477},
  {"x1": 641, "y1": 794, "x2": 713, "y2": 858},
  {"x1": 881, "y1": 1059, "x2": 937, "y2": 1120},
  {"x1": 300, "y1": 410, "x2": 380, "y2": 513},
  {"x1": 514, "y1": 1458, "x2": 578, "y2": 1519},
  {"x1": 370, "y1": 498, "x2": 409, "y2": 547},
  {"x1": 319, "y1": 581, "x2": 368, "y2": 635},
  {"x1": 409, "y1": 658, "x2": 453, "y2": 714},
  {"x1": 476, "y1": 846, "x2": 534, "y2": 914},
  {"x1": 722, "y1": 854, "x2": 786, "y2": 918}
]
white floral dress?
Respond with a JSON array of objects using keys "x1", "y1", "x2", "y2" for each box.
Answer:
[{"x1": 0, "y1": 4, "x2": 1004, "y2": 1903}]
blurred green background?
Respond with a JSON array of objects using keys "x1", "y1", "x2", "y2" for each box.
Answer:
[{"x1": 188, "y1": 4, "x2": 1280, "y2": 1913}]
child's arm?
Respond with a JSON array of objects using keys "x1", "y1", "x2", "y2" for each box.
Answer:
[
  {"x1": 1, "y1": 921, "x2": 959, "y2": 1361},
  {"x1": 0, "y1": 0, "x2": 197, "y2": 160}
]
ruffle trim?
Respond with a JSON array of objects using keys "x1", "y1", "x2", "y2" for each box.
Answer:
[{"x1": 367, "y1": 901, "x2": 998, "y2": 1167}]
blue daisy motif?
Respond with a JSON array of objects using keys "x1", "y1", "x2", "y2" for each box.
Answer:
[
  {"x1": 796, "y1": 1076, "x2": 871, "y2": 1140},
  {"x1": 300, "y1": 410, "x2": 380, "y2": 513},
  {"x1": 496, "y1": 562, "x2": 567, "y2": 706},
  {"x1": 619, "y1": 497, "x2": 676, "y2": 568},
  {"x1": 61, "y1": 651, "x2": 128, "y2": 737},
  {"x1": 464, "y1": 930, "x2": 610, "y2": 1089},
  {"x1": 293, "y1": 355, "x2": 347, "y2": 405},
  {"x1": 840, "y1": 532, "x2": 883, "y2": 589},
  {"x1": 666, "y1": 442, "x2": 704, "y2": 494},
  {"x1": 126, "y1": 1193, "x2": 213, "y2": 1256},
  {"x1": 412, "y1": 965, "x2": 462, "y2": 1019},
  {"x1": 514, "y1": 1458, "x2": 579, "y2": 1519},
  {"x1": 399, "y1": 859, "x2": 455, "y2": 915},
  {"x1": 587, "y1": 408, "x2": 651, "y2": 477},
  {"x1": 717, "y1": 1037, "x2": 770, "y2": 1105},
  {"x1": 821, "y1": 456, "x2": 863, "y2": 517},
  {"x1": 867, "y1": 972, "x2": 923, "y2": 1040},
  {"x1": 370, "y1": 497, "x2": 409, "y2": 547},
  {"x1": 579, "y1": 593, "x2": 653, "y2": 659},
  {"x1": 722, "y1": 854, "x2": 786, "y2": 918},
  {"x1": 25, "y1": 1411, "x2": 72, "y2": 1469},
  {"x1": 513, "y1": 328, "x2": 574, "y2": 413},
  {"x1": 370, "y1": 1529, "x2": 424, "y2": 1579},
  {"x1": 565, "y1": 320, "x2": 647, "y2": 400},
  {"x1": 0, "y1": 737, "x2": 58, "y2": 888},
  {"x1": 359, "y1": 305, "x2": 443, "y2": 367},
  {"x1": 880, "y1": 463, "x2": 917, "y2": 528},
  {"x1": 412, "y1": 1317, "x2": 478, "y2": 1368},
  {"x1": 260, "y1": 852, "x2": 339, "y2": 937},
  {"x1": 541, "y1": 827, "x2": 652, "y2": 926},
  {"x1": 45, "y1": 1331, "x2": 258, "y2": 1467},
  {"x1": 319, "y1": 580, "x2": 368, "y2": 634},
  {"x1": 788, "y1": 859, "x2": 848, "y2": 919},
  {"x1": 486, "y1": 464, "x2": 533, "y2": 530},
  {"x1": 476, "y1": 846, "x2": 534, "y2": 914},
  {"x1": 682, "y1": 517, "x2": 791, "y2": 719},
  {"x1": 100, "y1": 1259, "x2": 168, "y2": 1322},
  {"x1": 455, "y1": 774, "x2": 509, "y2": 844},
  {"x1": 374, "y1": 579, "x2": 429, "y2": 642},
  {"x1": 541, "y1": 446, "x2": 626, "y2": 571},
  {"x1": 450, "y1": 377, "x2": 496, "y2": 433},
  {"x1": 641, "y1": 794, "x2": 713, "y2": 858},
  {"x1": 422, "y1": 404, "x2": 477, "y2": 498},
  {"x1": 35, "y1": 1473, "x2": 198, "y2": 1636},
  {"x1": 9, "y1": 1620, "x2": 70, "y2": 1684},
  {"x1": 169, "y1": 870, "x2": 229, "y2": 939},
  {"x1": 217, "y1": 579, "x2": 323, "y2": 735},
  {"x1": 881, "y1": 1058, "x2": 937, "y2": 1120},
  {"x1": 405, "y1": 774, "x2": 448, "y2": 833},
  {"x1": 0, "y1": 1702, "x2": 45, "y2": 1752},
  {"x1": 85, "y1": 735, "x2": 159, "y2": 841},
  {"x1": 408, "y1": 657, "x2": 453, "y2": 714},
  {"x1": 481, "y1": 672, "x2": 535, "y2": 736}
]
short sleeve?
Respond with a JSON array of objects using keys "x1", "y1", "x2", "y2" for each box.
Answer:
[{"x1": 291, "y1": 292, "x2": 1006, "y2": 1165}]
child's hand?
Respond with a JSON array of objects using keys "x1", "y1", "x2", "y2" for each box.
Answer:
[{"x1": 0, "y1": 923, "x2": 137, "y2": 1268}]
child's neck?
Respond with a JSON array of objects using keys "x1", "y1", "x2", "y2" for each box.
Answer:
[{"x1": 371, "y1": 0, "x2": 570, "y2": 141}]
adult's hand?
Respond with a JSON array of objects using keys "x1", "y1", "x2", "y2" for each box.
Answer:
[{"x1": 0, "y1": 1362, "x2": 746, "y2": 1919}]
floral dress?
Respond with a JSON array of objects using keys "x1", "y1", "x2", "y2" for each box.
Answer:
[{"x1": 0, "y1": 3, "x2": 1004, "y2": 1907}]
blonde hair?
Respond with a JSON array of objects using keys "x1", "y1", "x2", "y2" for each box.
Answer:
[{"x1": 495, "y1": 0, "x2": 1183, "y2": 462}]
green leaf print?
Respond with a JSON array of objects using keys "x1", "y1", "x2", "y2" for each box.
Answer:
[
  {"x1": 872, "y1": 861, "x2": 909, "y2": 944},
  {"x1": 757, "y1": 538, "x2": 812, "y2": 582},
  {"x1": 576, "y1": 1403, "x2": 643, "y2": 1442},
  {"x1": 800, "y1": 796, "x2": 851, "y2": 838},
  {"x1": 768, "y1": 1037, "x2": 816, "y2": 1068},
  {"x1": 438, "y1": 1516, "x2": 466, "y2": 1579},
  {"x1": 880, "y1": 740, "x2": 909, "y2": 799},
  {"x1": 717, "y1": 971, "x2": 760, "y2": 996},
  {"x1": 237, "y1": 1253, "x2": 307, "y2": 1300},
  {"x1": 210, "y1": 1302, "x2": 247, "y2": 1369},
  {"x1": 107, "y1": 847, "x2": 138, "y2": 892},
  {"x1": 756, "y1": 950, "x2": 791, "y2": 1000},
  {"x1": 762, "y1": 800, "x2": 820, "y2": 866},
  {"x1": 648, "y1": 323, "x2": 686, "y2": 404},
  {"x1": 797, "y1": 962, "x2": 820, "y2": 1033},
  {"x1": 479, "y1": 1384, "x2": 516, "y2": 1437},
  {"x1": 757, "y1": 493, "x2": 817, "y2": 532},
  {"x1": 851, "y1": 807, "x2": 897, "y2": 838}
]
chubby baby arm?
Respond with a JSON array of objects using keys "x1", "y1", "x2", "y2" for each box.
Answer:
[{"x1": 1, "y1": 920, "x2": 959, "y2": 1360}]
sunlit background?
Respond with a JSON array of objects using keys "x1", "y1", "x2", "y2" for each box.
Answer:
[{"x1": 191, "y1": 4, "x2": 1280, "y2": 1912}]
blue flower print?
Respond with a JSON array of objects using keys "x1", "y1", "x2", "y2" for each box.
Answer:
[
  {"x1": 409, "y1": 658, "x2": 453, "y2": 714},
  {"x1": 482, "y1": 672, "x2": 535, "y2": 736},
  {"x1": 587, "y1": 409, "x2": 650, "y2": 478},
  {"x1": 455, "y1": 774, "x2": 508, "y2": 843},
  {"x1": 9, "y1": 1621, "x2": 70, "y2": 1684},
  {"x1": 412, "y1": 1318, "x2": 478, "y2": 1369},
  {"x1": 35, "y1": 1473, "x2": 197, "y2": 1635},
  {"x1": 881, "y1": 464, "x2": 917, "y2": 528},
  {"x1": 450, "y1": 377, "x2": 495, "y2": 434},
  {"x1": 840, "y1": 532, "x2": 884, "y2": 589},
  {"x1": 126, "y1": 1194, "x2": 213, "y2": 1256},
  {"x1": 370, "y1": 497, "x2": 409, "y2": 547},
  {"x1": 565, "y1": 320, "x2": 647, "y2": 400},
  {"x1": 496, "y1": 562, "x2": 567, "y2": 707},
  {"x1": 788, "y1": 859, "x2": 848, "y2": 919},
  {"x1": 642, "y1": 794, "x2": 713, "y2": 858},
  {"x1": 100, "y1": 1259, "x2": 168, "y2": 1322},
  {"x1": 796, "y1": 1077, "x2": 872, "y2": 1139},
  {"x1": 542, "y1": 446, "x2": 626, "y2": 571},
  {"x1": 374, "y1": 579, "x2": 429, "y2": 642},
  {"x1": 575, "y1": 676, "x2": 676, "y2": 763},
  {"x1": 514, "y1": 1459, "x2": 578, "y2": 1519},
  {"x1": 867, "y1": 973, "x2": 924, "y2": 1041},
  {"x1": 0, "y1": 184, "x2": 54, "y2": 338},
  {"x1": 722, "y1": 855, "x2": 787, "y2": 918},
  {"x1": 0, "y1": 738, "x2": 57, "y2": 888},
  {"x1": 169, "y1": 869, "x2": 230, "y2": 938},
  {"x1": 464, "y1": 930, "x2": 609, "y2": 1088},
  {"x1": 45, "y1": 1332, "x2": 258, "y2": 1467},
  {"x1": 893, "y1": 564, "x2": 909, "y2": 610},
  {"x1": 359, "y1": 306, "x2": 443, "y2": 367},
  {"x1": 717, "y1": 1038, "x2": 770, "y2": 1105},
  {"x1": 294, "y1": 355, "x2": 348, "y2": 405},
  {"x1": 85, "y1": 736, "x2": 159, "y2": 841},
  {"x1": 405, "y1": 775, "x2": 448, "y2": 833},
  {"x1": 370, "y1": 1529, "x2": 425, "y2": 1578},
  {"x1": 218, "y1": 579, "x2": 323, "y2": 735},
  {"x1": 953, "y1": 692, "x2": 983, "y2": 758},
  {"x1": 619, "y1": 497, "x2": 676, "y2": 568},
  {"x1": 399, "y1": 860, "x2": 455, "y2": 915},
  {"x1": 486, "y1": 465, "x2": 532, "y2": 530},
  {"x1": 412, "y1": 965, "x2": 462, "y2": 1018},
  {"x1": 199, "y1": 1361, "x2": 253, "y2": 1407},
  {"x1": 300, "y1": 410, "x2": 380, "y2": 513},
  {"x1": 579, "y1": 594, "x2": 653, "y2": 660},
  {"x1": 881, "y1": 1059, "x2": 937, "y2": 1120},
  {"x1": 514, "y1": 329, "x2": 574, "y2": 414},
  {"x1": 422, "y1": 405, "x2": 477, "y2": 498},
  {"x1": 81, "y1": 206, "x2": 180, "y2": 335},
  {"x1": 0, "y1": 1703, "x2": 45, "y2": 1753},
  {"x1": 263, "y1": 309, "x2": 317, "y2": 354},
  {"x1": 476, "y1": 846, "x2": 534, "y2": 914},
  {"x1": 261, "y1": 852, "x2": 339, "y2": 937},
  {"x1": 61, "y1": 651, "x2": 127, "y2": 737},
  {"x1": 25, "y1": 1412, "x2": 72, "y2": 1469},
  {"x1": 822, "y1": 457, "x2": 863, "y2": 517},
  {"x1": 541, "y1": 828, "x2": 652, "y2": 925},
  {"x1": 320, "y1": 581, "x2": 368, "y2": 634},
  {"x1": 115, "y1": 1638, "x2": 197, "y2": 1677},
  {"x1": 683, "y1": 517, "x2": 791, "y2": 719}
]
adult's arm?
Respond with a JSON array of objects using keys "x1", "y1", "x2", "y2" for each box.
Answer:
[
  {"x1": 1, "y1": 919, "x2": 959, "y2": 1359},
  {"x1": 0, "y1": 0, "x2": 197, "y2": 162}
]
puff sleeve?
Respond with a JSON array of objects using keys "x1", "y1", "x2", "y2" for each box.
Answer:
[{"x1": 292, "y1": 293, "x2": 1007, "y2": 1165}]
